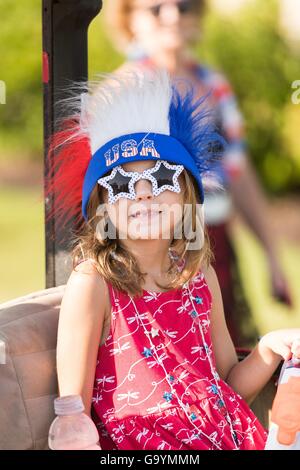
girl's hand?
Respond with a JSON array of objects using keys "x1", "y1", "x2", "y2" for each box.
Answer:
[
  {"x1": 259, "y1": 329, "x2": 300, "y2": 362},
  {"x1": 291, "y1": 338, "x2": 300, "y2": 358}
]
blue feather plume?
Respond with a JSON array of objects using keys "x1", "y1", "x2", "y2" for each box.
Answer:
[{"x1": 168, "y1": 83, "x2": 227, "y2": 178}]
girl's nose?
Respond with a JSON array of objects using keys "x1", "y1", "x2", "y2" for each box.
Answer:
[
  {"x1": 134, "y1": 179, "x2": 153, "y2": 201},
  {"x1": 160, "y1": 3, "x2": 181, "y2": 25}
]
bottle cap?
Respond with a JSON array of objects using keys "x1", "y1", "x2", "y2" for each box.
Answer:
[{"x1": 54, "y1": 395, "x2": 85, "y2": 416}]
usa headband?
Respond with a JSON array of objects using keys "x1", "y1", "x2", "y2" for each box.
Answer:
[{"x1": 82, "y1": 132, "x2": 206, "y2": 220}]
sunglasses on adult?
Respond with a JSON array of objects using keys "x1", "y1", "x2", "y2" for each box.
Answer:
[{"x1": 146, "y1": 0, "x2": 202, "y2": 17}]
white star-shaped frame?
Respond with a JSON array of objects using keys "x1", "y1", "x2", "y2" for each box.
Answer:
[{"x1": 98, "y1": 160, "x2": 184, "y2": 204}]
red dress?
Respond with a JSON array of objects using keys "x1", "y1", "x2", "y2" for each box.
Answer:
[{"x1": 91, "y1": 271, "x2": 267, "y2": 450}]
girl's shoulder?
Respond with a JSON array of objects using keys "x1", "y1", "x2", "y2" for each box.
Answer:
[
  {"x1": 71, "y1": 258, "x2": 111, "y2": 318},
  {"x1": 196, "y1": 264, "x2": 218, "y2": 296},
  {"x1": 201, "y1": 264, "x2": 218, "y2": 287},
  {"x1": 73, "y1": 258, "x2": 99, "y2": 274},
  {"x1": 200, "y1": 263, "x2": 215, "y2": 281}
]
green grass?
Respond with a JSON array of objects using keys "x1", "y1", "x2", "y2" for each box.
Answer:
[
  {"x1": 0, "y1": 186, "x2": 45, "y2": 303},
  {"x1": 232, "y1": 224, "x2": 300, "y2": 336},
  {"x1": 1, "y1": 186, "x2": 299, "y2": 340}
]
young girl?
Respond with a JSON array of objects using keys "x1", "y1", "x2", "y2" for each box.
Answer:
[{"x1": 51, "y1": 70, "x2": 300, "y2": 450}]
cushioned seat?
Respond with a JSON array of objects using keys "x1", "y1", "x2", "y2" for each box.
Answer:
[{"x1": 0, "y1": 286, "x2": 65, "y2": 450}]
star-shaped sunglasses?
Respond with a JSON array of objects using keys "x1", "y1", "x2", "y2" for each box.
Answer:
[{"x1": 98, "y1": 160, "x2": 184, "y2": 204}]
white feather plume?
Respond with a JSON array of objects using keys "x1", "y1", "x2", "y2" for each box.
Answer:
[{"x1": 64, "y1": 69, "x2": 173, "y2": 155}]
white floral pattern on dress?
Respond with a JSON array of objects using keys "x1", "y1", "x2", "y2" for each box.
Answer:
[{"x1": 91, "y1": 271, "x2": 267, "y2": 450}]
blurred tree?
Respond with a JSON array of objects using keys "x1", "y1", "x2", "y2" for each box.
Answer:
[
  {"x1": 198, "y1": 0, "x2": 300, "y2": 193},
  {"x1": 88, "y1": 12, "x2": 123, "y2": 74},
  {"x1": 0, "y1": 0, "x2": 42, "y2": 160}
]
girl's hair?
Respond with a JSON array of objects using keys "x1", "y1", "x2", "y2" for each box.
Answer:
[
  {"x1": 71, "y1": 167, "x2": 212, "y2": 298},
  {"x1": 104, "y1": 0, "x2": 207, "y2": 52}
]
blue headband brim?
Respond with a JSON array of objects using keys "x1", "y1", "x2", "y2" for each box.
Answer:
[{"x1": 82, "y1": 132, "x2": 204, "y2": 220}]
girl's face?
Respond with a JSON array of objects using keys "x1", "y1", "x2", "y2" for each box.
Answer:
[
  {"x1": 101, "y1": 160, "x2": 185, "y2": 240},
  {"x1": 129, "y1": 0, "x2": 202, "y2": 55}
]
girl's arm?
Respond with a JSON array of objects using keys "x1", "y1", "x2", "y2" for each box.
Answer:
[
  {"x1": 56, "y1": 260, "x2": 109, "y2": 417},
  {"x1": 206, "y1": 265, "x2": 281, "y2": 403}
]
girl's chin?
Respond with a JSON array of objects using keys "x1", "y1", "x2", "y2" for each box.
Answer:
[
  {"x1": 127, "y1": 226, "x2": 168, "y2": 240},
  {"x1": 128, "y1": 228, "x2": 163, "y2": 239}
]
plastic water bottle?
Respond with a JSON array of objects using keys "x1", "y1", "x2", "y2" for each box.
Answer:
[
  {"x1": 48, "y1": 395, "x2": 101, "y2": 450},
  {"x1": 265, "y1": 357, "x2": 300, "y2": 450}
]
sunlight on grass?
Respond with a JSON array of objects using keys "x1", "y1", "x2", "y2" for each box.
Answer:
[
  {"x1": 0, "y1": 186, "x2": 45, "y2": 303},
  {"x1": 232, "y1": 223, "x2": 300, "y2": 336}
]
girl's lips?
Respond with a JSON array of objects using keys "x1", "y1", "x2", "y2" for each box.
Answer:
[{"x1": 129, "y1": 210, "x2": 162, "y2": 219}]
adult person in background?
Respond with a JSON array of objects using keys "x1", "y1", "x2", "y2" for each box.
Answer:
[{"x1": 103, "y1": 0, "x2": 292, "y2": 346}]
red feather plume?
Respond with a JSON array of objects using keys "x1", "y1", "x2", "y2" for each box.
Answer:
[{"x1": 44, "y1": 119, "x2": 92, "y2": 234}]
